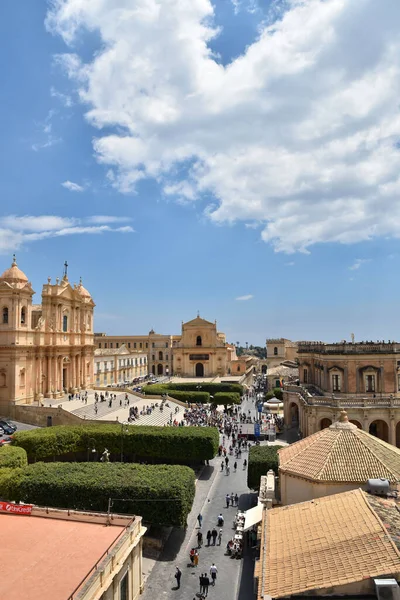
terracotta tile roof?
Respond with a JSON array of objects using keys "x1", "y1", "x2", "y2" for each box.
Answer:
[
  {"x1": 259, "y1": 489, "x2": 400, "y2": 599},
  {"x1": 279, "y1": 413, "x2": 400, "y2": 483},
  {"x1": 366, "y1": 494, "x2": 400, "y2": 551}
]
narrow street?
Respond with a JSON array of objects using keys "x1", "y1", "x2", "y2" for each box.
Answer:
[{"x1": 141, "y1": 397, "x2": 264, "y2": 600}]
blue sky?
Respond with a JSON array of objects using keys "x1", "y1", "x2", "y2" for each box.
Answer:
[{"x1": 1, "y1": 0, "x2": 400, "y2": 345}]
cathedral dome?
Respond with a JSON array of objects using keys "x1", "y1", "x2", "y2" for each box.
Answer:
[
  {"x1": 77, "y1": 278, "x2": 92, "y2": 298},
  {"x1": 0, "y1": 257, "x2": 28, "y2": 285}
]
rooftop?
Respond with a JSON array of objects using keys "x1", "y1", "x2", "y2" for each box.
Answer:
[
  {"x1": 258, "y1": 489, "x2": 400, "y2": 599},
  {"x1": 2, "y1": 507, "x2": 131, "y2": 600},
  {"x1": 297, "y1": 340, "x2": 400, "y2": 354},
  {"x1": 279, "y1": 410, "x2": 400, "y2": 483}
]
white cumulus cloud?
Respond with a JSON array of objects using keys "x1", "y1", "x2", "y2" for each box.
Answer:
[
  {"x1": 0, "y1": 215, "x2": 134, "y2": 254},
  {"x1": 61, "y1": 180, "x2": 84, "y2": 192},
  {"x1": 349, "y1": 258, "x2": 371, "y2": 271},
  {"x1": 236, "y1": 294, "x2": 253, "y2": 301},
  {"x1": 46, "y1": 0, "x2": 400, "y2": 253}
]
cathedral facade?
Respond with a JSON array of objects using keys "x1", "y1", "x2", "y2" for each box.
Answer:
[{"x1": 0, "y1": 258, "x2": 95, "y2": 408}]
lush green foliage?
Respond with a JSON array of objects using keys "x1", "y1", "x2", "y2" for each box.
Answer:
[
  {"x1": 213, "y1": 392, "x2": 241, "y2": 405},
  {"x1": 144, "y1": 382, "x2": 243, "y2": 398},
  {"x1": 247, "y1": 445, "x2": 283, "y2": 490},
  {"x1": 11, "y1": 462, "x2": 196, "y2": 526},
  {"x1": 13, "y1": 424, "x2": 219, "y2": 462},
  {"x1": 0, "y1": 445, "x2": 27, "y2": 469},
  {"x1": 265, "y1": 387, "x2": 283, "y2": 401},
  {"x1": 143, "y1": 386, "x2": 210, "y2": 403},
  {"x1": 0, "y1": 467, "x2": 24, "y2": 500}
]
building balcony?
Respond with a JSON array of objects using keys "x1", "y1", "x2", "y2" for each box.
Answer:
[{"x1": 284, "y1": 383, "x2": 400, "y2": 408}]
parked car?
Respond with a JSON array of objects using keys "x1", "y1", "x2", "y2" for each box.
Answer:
[
  {"x1": 0, "y1": 420, "x2": 16, "y2": 432},
  {"x1": 0, "y1": 419, "x2": 17, "y2": 435},
  {"x1": 0, "y1": 436, "x2": 13, "y2": 445}
]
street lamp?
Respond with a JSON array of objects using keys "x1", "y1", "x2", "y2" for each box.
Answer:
[
  {"x1": 120, "y1": 421, "x2": 130, "y2": 462},
  {"x1": 87, "y1": 437, "x2": 96, "y2": 462}
]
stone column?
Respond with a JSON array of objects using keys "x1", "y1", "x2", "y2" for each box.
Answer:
[
  {"x1": 71, "y1": 354, "x2": 76, "y2": 390},
  {"x1": 390, "y1": 417, "x2": 396, "y2": 447},
  {"x1": 47, "y1": 355, "x2": 52, "y2": 395}
]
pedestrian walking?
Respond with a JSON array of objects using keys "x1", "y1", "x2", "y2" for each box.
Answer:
[
  {"x1": 193, "y1": 550, "x2": 199, "y2": 567},
  {"x1": 94, "y1": 405, "x2": 98, "y2": 415},
  {"x1": 234, "y1": 461, "x2": 237, "y2": 472},
  {"x1": 206, "y1": 530, "x2": 212, "y2": 546},
  {"x1": 175, "y1": 566, "x2": 182, "y2": 589},
  {"x1": 225, "y1": 464, "x2": 230, "y2": 475},
  {"x1": 217, "y1": 529, "x2": 222, "y2": 546},
  {"x1": 197, "y1": 513, "x2": 203, "y2": 528},
  {"x1": 211, "y1": 527, "x2": 218, "y2": 545},
  {"x1": 197, "y1": 530, "x2": 203, "y2": 548},
  {"x1": 209, "y1": 563, "x2": 218, "y2": 585},
  {"x1": 234, "y1": 493, "x2": 239, "y2": 506},
  {"x1": 221, "y1": 460, "x2": 224, "y2": 471},
  {"x1": 190, "y1": 548, "x2": 196, "y2": 564},
  {"x1": 203, "y1": 574, "x2": 210, "y2": 597},
  {"x1": 226, "y1": 493, "x2": 230, "y2": 508},
  {"x1": 225, "y1": 456, "x2": 229, "y2": 466},
  {"x1": 243, "y1": 459, "x2": 247, "y2": 469},
  {"x1": 230, "y1": 492, "x2": 234, "y2": 506},
  {"x1": 200, "y1": 573, "x2": 206, "y2": 595}
]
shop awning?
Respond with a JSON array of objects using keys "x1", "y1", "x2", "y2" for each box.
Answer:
[{"x1": 243, "y1": 503, "x2": 263, "y2": 531}]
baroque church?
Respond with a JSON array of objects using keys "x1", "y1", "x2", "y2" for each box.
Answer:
[{"x1": 0, "y1": 257, "x2": 95, "y2": 409}]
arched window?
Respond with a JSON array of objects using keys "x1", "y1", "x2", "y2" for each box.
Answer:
[
  {"x1": 63, "y1": 315, "x2": 68, "y2": 332},
  {"x1": 21, "y1": 307, "x2": 26, "y2": 325},
  {"x1": 196, "y1": 335, "x2": 202, "y2": 346},
  {"x1": 237, "y1": 365, "x2": 241, "y2": 372},
  {"x1": 19, "y1": 369, "x2": 25, "y2": 387},
  {"x1": 2, "y1": 307, "x2": 8, "y2": 324},
  {"x1": 158, "y1": 351, "x2": 163, "y2": 361},
  {"x1": 274, "y1": 346, "x2": 278, "y2": 355}
]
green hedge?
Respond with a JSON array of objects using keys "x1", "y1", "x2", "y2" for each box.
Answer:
[
  {"x1": 0, "y1": 467, "x2": 24, "y2": 500},
  {"x1": 213, "y1": 392, "x2": 241, "y2": 405},
  {"x1": 167, "y1": 390, "x2": 210, "y2": 404},
  {"x1": 12, "y1": 424, "x2": 219, "y2": 462},
  {"x1": 143, "y1": 386, "x2": 210, "y2": 403},
  {"x1": 265, "y1": 387, "x2": 283, "y2": 401},
  {"x1": 0, "y1": 446, "x2": 27, "y2": 469},
  {"x1": 10, "y1": 462, "x2": 195, "y2": 527},
  {"x1": 145, "y1": 382, "x2": 244, "y2": 396},
  {"x1": 247, "y1": 445, "x2": 283, "y2": 490}
]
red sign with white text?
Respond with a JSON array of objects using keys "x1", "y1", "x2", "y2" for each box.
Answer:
[{"x1": 0, "y1": 501, "x2": 32, "y2": 515}]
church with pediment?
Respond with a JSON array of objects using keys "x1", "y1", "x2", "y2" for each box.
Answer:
[
  {"x1": 172, "y1": 315, "x2": 236, "y2": 377},
  {"x1": 0, "y1": 257, "x2": 95, "y2": 408}
]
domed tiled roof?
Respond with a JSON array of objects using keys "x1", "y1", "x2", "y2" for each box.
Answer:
[
  {"x1": 0, "y1": 256, "x2": 28, "y2": 285},
  {"x1": 279, "y1": 410, "x2": 400, "y2": 483},
  {"x1": 77, "y1": 278, "x2": 91, "y2": 298}
]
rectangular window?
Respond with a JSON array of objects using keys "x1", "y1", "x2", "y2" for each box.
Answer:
[
  {"x1": 166, "y1": 355, "x2": 168, "y2": 361},
  {"x1": 105, "y1": 343, "x2": 108, "y2": 349},
  {"x1": 134, "y1": 342, "x2": 137, "y2": 349},
  {"x1": 104, "y1": 361, "x2": 108, "y2": 371},
  {"x1": 166, "y1": 342, "x2": 168, "y2": 348},
  {"x1": 152, "y1": 343, "x2": 155, "y2": 348},
  {"x1": 96, "y1": 376, "x2": 100, "y2": 385},
  {"x1": 303, "y1": 369, "x2": 308, "y2": 383},
  {"x1": 98, "y1": 343, "x2": 102, "y2": 349},
  {"x1": 110, "y1": 343, "x2": 113, "y2": 348},
  {"x1": 366, "y1": 374, "x2": 375, "y2": 392},
  {"x1": 135, "y1": 358, "x2": 138, "y2": 366},
  {"x1": 152, "y1": 354, "x2": 155, "y2": 361},
  {"x1": 128, "y1": 343, "x2": 131, "y2": 348},
  {"x1": 120, "y1": 573, "x2": 129, "y2": 600},
  {"x1": 116, "y1": 343, "x2": 119, "y2": 348},
  {"x1": 332, "y1": 374, "x2": 340, "y2": 392},
  {"x1": 146, "y1": 343, "x2": 148, "y2": 348},
  {"x1": 140, "y1": 343, "x2": 142, "y2": 348},
  {"x1": 111, "y1": 361, "x2": 114, "y2": 369}
]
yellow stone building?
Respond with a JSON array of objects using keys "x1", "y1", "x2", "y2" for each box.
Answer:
[
  {"x1": 0, "y1": 257, "x2": 95, "y2": 409},
  {"x1": 95, "y1": 315, "x2": 236, "y2": 378}
]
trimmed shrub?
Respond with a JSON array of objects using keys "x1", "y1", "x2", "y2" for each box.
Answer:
[
  {"x1": 213, "y1": 392, "x2": 241, "y2": 406},
  {"x1": 0, "y1": 445, "x2": 27, "y2": 469},
  {"x1": 166, "y1": 390, "x2": 210, "y2": 404},
  {"x1": 144, "y1": 382, "x2": 244, "y2": 396},
  {"x1": 247, "y1": 445, "x2": 283, "y2": 490},
  {"x1": 14, "y1": 462, "x2": 195, "y2": 527},
  {"x1": 13, "y1": 424, "x2": 219, "y2": 462},
  {"x1": 0, "y1": 467, "x2": 24, "y2": 500}
]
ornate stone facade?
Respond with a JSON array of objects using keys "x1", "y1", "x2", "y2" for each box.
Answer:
[
  {"x1": 94, "y1": 315, "x2": 236, "y2": 378},
  {"x1": 0, "y1": 258, "x2": 95, "y2": 408},
  {"x1": 284, "y1": 340, "x2": 400, "y2": 447}
]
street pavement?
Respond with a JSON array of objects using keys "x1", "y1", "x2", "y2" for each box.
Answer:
[{"x1": 141, "y1": 396, "x2": 269, "y2": 600}]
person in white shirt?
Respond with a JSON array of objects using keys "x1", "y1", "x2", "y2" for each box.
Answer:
[{"x1": 209, "y1": 563, "x2": 218, "y2": 585}]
